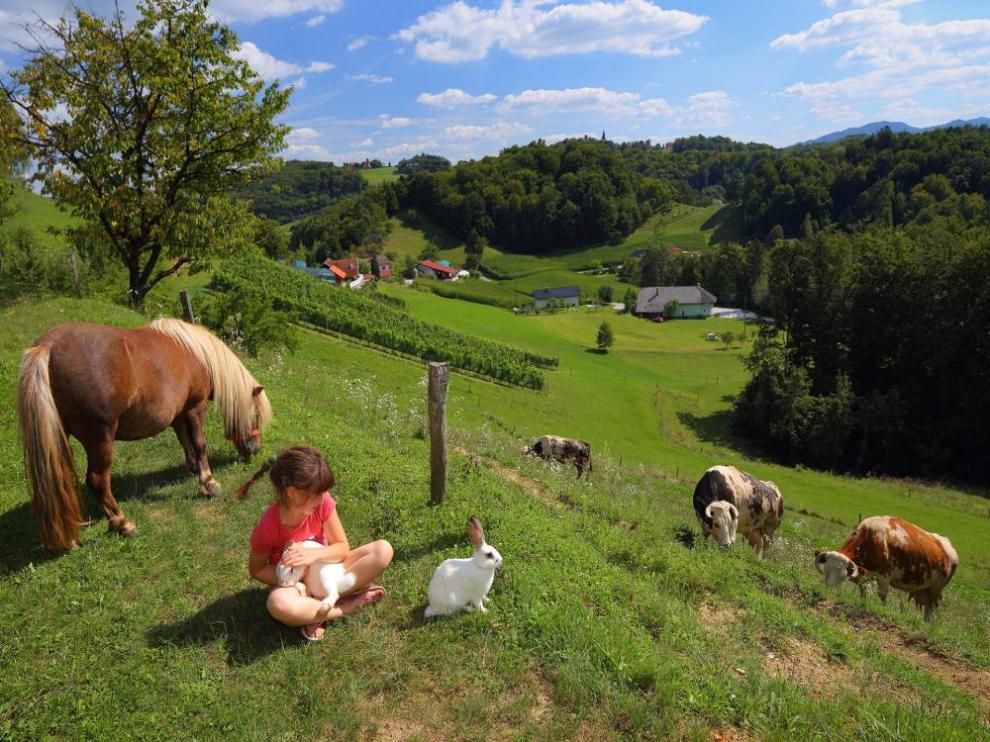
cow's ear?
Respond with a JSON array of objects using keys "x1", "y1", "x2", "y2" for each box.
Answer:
[
  {"x1": 846, "y1": 561, "x2": 859, "y2": 578},
  {"x1": 729, "y1": 504, "x2": 739, "y2": 519}
]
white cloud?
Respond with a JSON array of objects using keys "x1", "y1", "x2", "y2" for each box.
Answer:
[
  {"x1": 445, "y1": 122, "x2": 533, "y2": 140},
  {"x1": 498, "y1": 87, "x2": 643, "y2": 115},
  {"x1": 354, "y1": 137, "x2": 374, "y2": 147},
  {"x1": 809, "y1": 102, "x2": 863, "y2": 124},
  {"x1": 378, "y1": 140, "x2": 440, "y2": 158},
  {"x1": 395, "y1": 0, "x2": 708, "y2": 63},
  {"x1": 289, "y1": 127, "x2": 322, "y2": 140},
  {"x1": 232, "y1": 43, "x2": 335, "y2": 80},
  {"x1": 773, "y1": 3, "x2": 990, "y2": 117},
  {"x1": 822, "y1": 0, "x2": 919, "y2": 8},
  {"x1": 234, "y1": 42, "x2": 303, "y2": 79},
  {"x1": 671, "y1": 90, "x2": 735, "y2": 129},
  {"x1": 494, "y1": 86, "x2": 734, "y2": 128},
  {"x1": 210, "y1": 0, "x2": 343, "y2": 24},
  {"x1": 349, "y1": 73, "x2": 394, "y2": 84},
  {"x1": 285, "y1": 143, "x2": 333, "y2": 160},
  {"x1": 306, "y1": 14, "x2": 326, "y2": 27},
  {"x1": 289, "y1": 76, "x2": 307, "y2": 90},
  {"x1": 347, "y1": 35, "x2": 375, "y2": 52},
  {"x1": 417, "y1": 88, "x2": 497, "y2": 108},
  {"x1": 379, "y1": 114, "x2": 413, "y2": 128}
]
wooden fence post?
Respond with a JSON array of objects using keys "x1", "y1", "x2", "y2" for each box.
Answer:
[
  {"x1": 428, "y1": 362, "x2": 450, "y2": 505},
  {"x1": 179, "y1": 290, "x2": 196, "y2": 324}
]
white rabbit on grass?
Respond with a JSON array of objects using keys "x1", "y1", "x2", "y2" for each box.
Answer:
[
  {"x1": 425, "y1": 516, "x2": 502, "y2": 618},
  {"x1": 276, "y1": 540, "x2": 355, "y2": 612}
]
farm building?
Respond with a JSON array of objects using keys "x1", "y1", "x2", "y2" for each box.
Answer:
[
  {"x1": 635, "y1": 285, "x2": 717, "y2": 318},
  {"x1": 372, "y1": 255, "x2": 392, "y2": 278},
  {"x1": 416, "y1": 260, "x2": 459, "y2": 280},
  {"x1": 291, "y1": 260, "x2": 334, "y2": 282},
  {"x1": 321, "y1": 258, "x2": 360, "y2": 285},
  {"x1": 533, "y1": 286, "x2": 580, "y2": 310}
]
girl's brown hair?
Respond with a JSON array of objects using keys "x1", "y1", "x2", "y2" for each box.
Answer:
[{"x1": 233, "y1": 445, "x2": 335, "y2": 502}]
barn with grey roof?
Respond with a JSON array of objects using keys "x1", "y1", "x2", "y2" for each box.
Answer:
[{"x1": 635, "y1": 285, "x2": 717, "y2": 318}]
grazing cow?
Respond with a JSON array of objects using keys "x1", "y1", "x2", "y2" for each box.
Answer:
[
  {"x1": 529, "y1": 435, "x2": 592, "y2": 479},
  {"x1": 693, "y1": 465, "x2": 784, "y2": 557},
  {"x1": 814, "y1": 516, "x2": 958, "y2": 621}
]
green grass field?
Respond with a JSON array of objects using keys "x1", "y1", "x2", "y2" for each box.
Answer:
[
  {"x1": 2, "y1": 185, "x2": 81, "y2": 248},
  {"x1": 2, "y1": 292, "x2": 989, "y2": 740},
  {"x1": 361, "y1": 166, "x2": 397, "y2": 185},
  {"x1": 3, "y1": 191, "x2": 990, "y2": 738},
  {"x1": 383, "y1": 209, "x2": 639, "y2": 307}
]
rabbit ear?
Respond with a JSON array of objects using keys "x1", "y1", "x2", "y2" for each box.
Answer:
[{"x1": 468, "y1": 515, "x2": 485, "y2": 548}]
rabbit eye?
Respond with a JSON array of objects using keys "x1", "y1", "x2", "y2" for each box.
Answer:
[{"x1": 485, "y1": 551, "x2": 493, "y2": 558}]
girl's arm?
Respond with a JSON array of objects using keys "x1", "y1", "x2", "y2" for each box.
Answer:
[
  {"x1": 249, "y1": 550, "x2": 278, "y2": 587},
  {"x1": 282, "y1": 510, "x2": 350, "y2": 567}
]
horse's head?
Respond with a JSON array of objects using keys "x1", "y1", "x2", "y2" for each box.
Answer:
[{"x1": 229, "y1": 385, "x2": 271, "y2": 461}]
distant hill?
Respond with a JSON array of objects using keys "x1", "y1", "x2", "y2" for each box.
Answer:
[
  {"x1": 801, "y1": 117, "x2": 990, "y2": 145},
  {"x1": 232, "y1": 159, "x2": 367, "y2": 223}
]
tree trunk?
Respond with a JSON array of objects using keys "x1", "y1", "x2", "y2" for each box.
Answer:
[{"x1": 129, "y1": 264, "x2": 147, "y2": 310}]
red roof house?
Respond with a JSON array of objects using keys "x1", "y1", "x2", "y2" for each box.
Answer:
[
  {"x1": 416, "y1": 260, "x2": 459, "y2": 279},
  {"x1": 321, "y1": 258, "x2": 359, "y2": 283}
]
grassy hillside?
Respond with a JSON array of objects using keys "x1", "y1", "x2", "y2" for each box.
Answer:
[
  {"x1": 361, "y1": 166, "x2": 397, "y2": 185},
  {"x1": 2, "y1": 186, "x2": 80, "y2": 248},
  {"x1": 384, "y1": 209, "x2": 638, "y2": 307},
  {"x1": 1, "y1": 292, "x2": 989, "y2": 739}
]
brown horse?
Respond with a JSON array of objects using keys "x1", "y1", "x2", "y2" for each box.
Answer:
[{"x1": 17, "y1": 318, "x2": 272, "y2": 550}]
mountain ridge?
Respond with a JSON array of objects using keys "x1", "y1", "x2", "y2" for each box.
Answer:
[{"x1": 801, "y1": 116, "x2": 990, "y2": 145}]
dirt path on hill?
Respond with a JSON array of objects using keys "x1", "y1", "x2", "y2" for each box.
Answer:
[{"x1": 809, "y1": 600, "x2": 990, "y2": 710}]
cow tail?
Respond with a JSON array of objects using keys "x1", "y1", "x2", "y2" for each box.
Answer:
[{"x1": 17, "y1": 346, "x2": 83, "y2": 550}]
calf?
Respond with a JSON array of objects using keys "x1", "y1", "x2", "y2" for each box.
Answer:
[
  {"x1": 814, "y1": 516, "x2": 957, "y2": 621},
  {"x1": 529, "y1": 435, "x2": 592, "y2": 479},
  {"x1": 693, "y1": 465, "x2": 784, "y2": 557}
]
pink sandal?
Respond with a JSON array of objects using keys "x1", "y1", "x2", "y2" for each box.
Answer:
[
  {"x1": 300, "y1": 620, "x2": 326, "y2": 642},
  {"x1": 341, "y1": 584, "x2": 386, "y2": 610}
]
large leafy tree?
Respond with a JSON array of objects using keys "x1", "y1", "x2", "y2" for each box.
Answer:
[
  {"x1": 0, "y1": 97, "x2": 28, "y2": 227},
  {"x1": 0, "y1": 0, "x2": 290, "y2": 307}
]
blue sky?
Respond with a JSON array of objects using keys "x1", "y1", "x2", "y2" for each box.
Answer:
[{"x1": 2, "y1": 0, "x2": 989, "y2": 162}]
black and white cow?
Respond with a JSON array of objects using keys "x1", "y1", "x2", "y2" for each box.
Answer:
[
  {"x1": 692, "y1": 465, "x2": 784, "y2": 557},
  {"x1": 529, "y1": 435, "x2": 592, "y2": 479}
]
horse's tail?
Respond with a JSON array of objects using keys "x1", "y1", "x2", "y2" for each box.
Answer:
[{"x1": 17, "y1": 346, "x2": 82, "y2": 550}]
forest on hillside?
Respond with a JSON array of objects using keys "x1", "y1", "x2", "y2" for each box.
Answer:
[
  {"x1": 233, "y1": 160, "x2": 368, "y2": 222},
  {"x1": 734, "y1": 220, "x2": 990, "y2": 482},
  {"x1": 393, "y1": 127, "x2": 990, "y2": 250}
]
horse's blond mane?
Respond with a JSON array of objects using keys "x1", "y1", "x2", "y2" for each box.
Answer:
[{"x1": 149, "y1": 318, "x2": 272, "y2": 437}]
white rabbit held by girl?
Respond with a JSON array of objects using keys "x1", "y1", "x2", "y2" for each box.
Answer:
[
  {"x1": 425, "y1": 516, "x2": 502, "y2": 618},
  {"x1": 276, "y1": 540, "x2": 355, "y2": 612}
]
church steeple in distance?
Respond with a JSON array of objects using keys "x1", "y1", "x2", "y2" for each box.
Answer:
[{"x1": 601, "y1": 130, "x2": 606, "y2": 141}]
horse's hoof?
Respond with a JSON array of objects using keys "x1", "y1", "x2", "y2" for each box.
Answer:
[
  {"x1": 108, "y1": 517, "x2": 137, "y2": 537},
  {"x1": 201, "y1": 478, "x2": 222, "y2": 497}
]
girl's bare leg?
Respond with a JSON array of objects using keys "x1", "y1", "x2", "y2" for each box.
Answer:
[{"x1": 338, "y1": 539, "x2": 394, "y2": 596}]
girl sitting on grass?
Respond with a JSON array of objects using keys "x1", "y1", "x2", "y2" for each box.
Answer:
[{"x1": 237, "y1": 445, "x2": 393, "y2": 641}]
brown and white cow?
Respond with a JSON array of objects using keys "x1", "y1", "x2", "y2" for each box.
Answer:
[
  {"x1": 814, "y1": 516, "x2": 958, "y2": 621},
  {"x1": 529, "y1": 435, "x2": 592, "y2": 479},
  {"x1": 692, "y1": 465, "x2": 784, "y2": 557}
]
